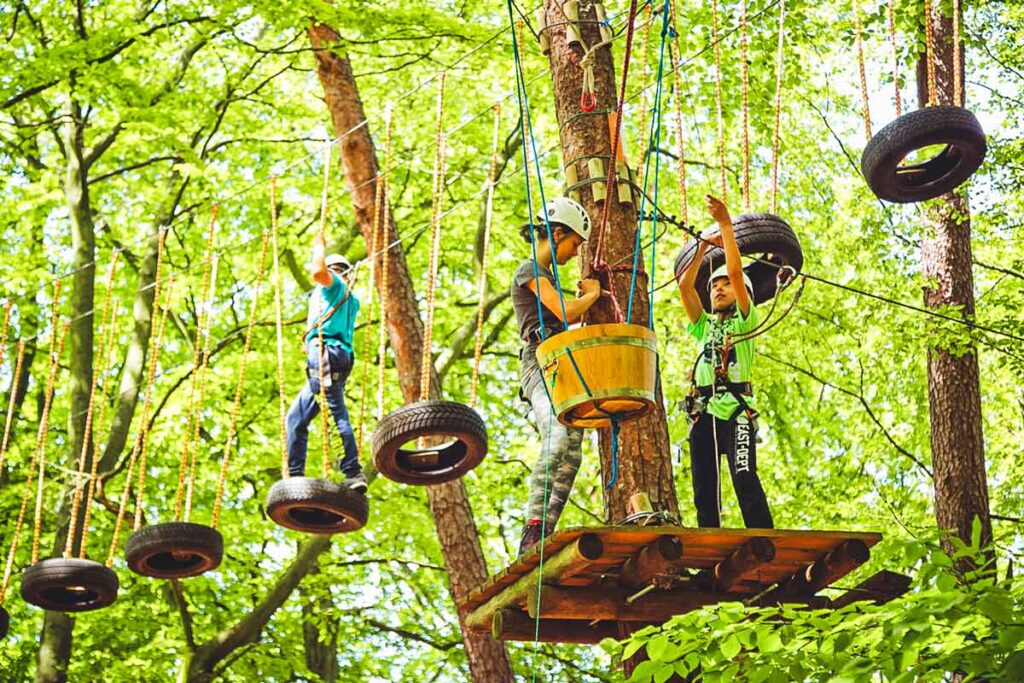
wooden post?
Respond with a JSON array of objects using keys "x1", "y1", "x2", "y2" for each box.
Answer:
[
  {"x1": 714, "y1": 538, "x2": 776, "y2": 592},
  {"x1": 464, "y1": 534, "x2": 604, "y2": 631},
  {"x1": 831, "y1": 570, "x2": 911, "y2": 609},
  {"x1": 619, "y1": 535, "x2": 684, "y2": 587},
  {"x1": 491, "y1": 608, "x2": 617, "y2": 643}
]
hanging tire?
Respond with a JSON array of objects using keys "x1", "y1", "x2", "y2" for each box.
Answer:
[
  {"x1": 861, "y1": 105, "x2": 986, "y2": 203},
  {"x1": 125, "y1": 522, "x2": 223, "y2": 579},
  {"x1": 674, "y1": 212, "x2": 803, "y2": 312},
  {"x1": 372, "y1": 400, "x2": 488, "y2": 486},
  {"x1": 265, "y1": 477, "x2": 368, "y2": 534},
  {"x1": 20, "y1": 558, "x2": 118, "y2": 612},
  {"x1": 0, "y1": 605, "x2": 8, "y2": 637}
]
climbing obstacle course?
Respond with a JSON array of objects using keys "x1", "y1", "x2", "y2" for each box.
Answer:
[{"x1": 462, "y1": 526, "x2": 908, "y2": 644}]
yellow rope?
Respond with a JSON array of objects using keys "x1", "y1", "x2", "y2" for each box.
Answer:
[
  {"x1": 0, "y1": 300, "x2": 11, "y2": 370},
  {"x1": 854, "y1": 0, "x2": 872, "y2": 141},
  {"x1": 740, "y1": 0, "x2": 751, "y2": 211},
  {"x1": 471, "y1": 104, "x2": 502, "y2": 408},
  {"x1": 0, "y1": 341, "x2": 26, "y2": 474},
  {"x1": 79, "y1": 295, "x2": 121, "y2": 559},
  {"x1": 669, "y1": 0, "x2": 688, "y2": 226},
  {"x1": 377, "y1": 112, "x2": 394, "y2": 420},
  {"x1": 31, "y1": 281, "x2": 68, "y2": 565},
  {"x1": 770, "y1": 0, "x2": 787, "y2": 214},
  {"x1": 420, "y1": 74, "x2": 448, "y2": 402},
  {"x1": 356, "y1": 157, "x2": 384, "y2": 449},
  {"x1": 924, "y1": 0, "x2": 938, "y2": 106},
  {"x1": 712, "y1": 0, "x2": 728, "y2": 202},
  {"x1": 637, "y1": 4, "x2": 654, "y2": 187},
  {"x1": 953, "y1": 0, "x2": 962, "y2": 106},
  {"x1": 172, "y1": 209, "x2": 218, "y2": 519},
  {"x1": 270, "y1": 178, "x2": 290, "y2": 480},
  {"x1": 211, "y1": 232, "x2": 270, "y2": 528},
  {"x1": 884, "y1": 0, "x2": 901, "y2": 116},
  {"x1": 110, "y1": 276, "x2": 173, "y2": 565},
  {"x1": 316, "y1": 144, "x2": 333, "y2": 480},
  {"x1": 64, "y1": 254, "x2": 120, "y2": 558}
]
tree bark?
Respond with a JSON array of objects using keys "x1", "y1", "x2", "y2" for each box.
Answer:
[
  {"x1": 917, "y1": 5, "x2": 992, "y2": 567},
  {"x1": 308, "y1": 22, "x2": 514, "y2": 683}
]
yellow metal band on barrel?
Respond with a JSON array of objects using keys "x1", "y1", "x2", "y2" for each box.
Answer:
[{"x1": 536, "y1": 335, "x2": 657, "y2": 368}]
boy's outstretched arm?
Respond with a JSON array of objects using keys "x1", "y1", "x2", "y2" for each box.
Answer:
[
  {"x1": 705, "y1": 194, "x2": 751, "y2": 317},
  {"x1": 676, "y1": 238, "x2": 709, "y2": 324}
]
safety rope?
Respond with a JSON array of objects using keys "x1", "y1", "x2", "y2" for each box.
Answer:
[
  {"x1": 0, "y1": 341, "x2": 26, "y2": 474},
  {"x1": 606, "y1": 416, "x2": 622, "y2": 488},
  {"x1": 420, "y1": 74, "x2": 448, "y2": 402},
  {"x1": 924, "y1": 0, "x2": 938, "y2": 106},
  {"x1": 887, "y1": 0, "x2": 903, "y2": 117},
  {"x1": 79, "y1": 294, "x2": 122, "y2": 559},
  {"x1": 377, "y1": 112, "x2": 395, "y2": 420},
  {"x1": 111, "y1": 275, "x2": 173, "y2": 564},
  {"x1": 357, "y1": 142, "x2": 385, "y2": 448},
  {"x1": 211, "y1": 232, "x2": 269, "y2": 528},
  {"x1": 471, "y1": 104, "x2": 502, "y2": 409},
  {"x1": 740, "y1": 0, "x2": 751, "y2": 211},
  {"x1": 636, "y1": 4, "x2": 654, "y2": 185},
  {"x1": 173, "y1": 209, "x2": 218, "y2": 518},
  {"x1": 854, "y1": 0, "x2": 872, "y2": 141},
  {"x1": 31, "y1": 293, "x2": 69, "y2": 565},
  {"x1": 270, "y1": 178, "x2": 290, "y2": 479},
  {"x1": 770, "y1": 0, "x2": 787, "y2": 215},
  {"x1": 669, "y1": 0, "x2": 688, "y2": 226},
  {"x1": 316, "y1": 144, "x2": 333, "y2": 480},
  {"x1": 64, "y1": 254, "x2": 120, "y2": 558},
  {"x1": 711, "y1": 0, "x2": 728, "y2": 202}
]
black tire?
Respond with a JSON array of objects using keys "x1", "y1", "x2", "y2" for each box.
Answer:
[
  {"x1": 861, "y1": 105, "x2": 986, "y2": 203},
  {"x1": 674, "y1": 212, "x2": 803, "y2": 312},
  {"x1": 265, "y1": 477, "x2": 368, "y2": 534},
  {"x1": 125, "y1": 522, "x2": 223, "y2": 579},
  {"x1": 372, "y1": 400, "x2": 488, "y2": 486},
  {"x1": 20, "y1": 558, "x2": 118, "y2": 612},
  {"x1": 0, "y1": 605, "x2": 8, "y2": 638}
]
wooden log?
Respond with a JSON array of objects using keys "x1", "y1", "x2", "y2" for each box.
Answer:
[
  {"x1": 616, "y1": 160, "x2": 633, "y2": 204},
  {"x1": 587, "y1": 158, "x2": 606, "y2": 202},
  {"x1": 831, "y1": 570, "x2": 911, "y2": 609},
  {"x1": 765, "y1": 539, "x2": 870, "y2": 601},
  {"x1": 564, "y1": 0, "x2": 582, "y2": 46},
  {"x1": 565, "y1": 162, "x2": 581, "y2": 204},
  {"x1": 714, "y1": 538, "x2": 776, "y2": 592},
  {"x1": 464, "y1": 534, "x2": 604, "y2": 632},
  {"x1": 619, "y1": 535, "x2": 684, "y2": 587},
  {"x1": 526, "y1": 585, "x2": 722, "y2": 622},
  {"x1": 537, "y1": 10, "x2": 550, "y2": 54},
  {"x1": 594, "y1": 2, "x2": 613, "y2": 42},
  {"x1": 627, "y1": 492, "x2": 653, "y2": 515},
  {"x1": 491, "y1": 609, "x2": 617, "y2": 644}
]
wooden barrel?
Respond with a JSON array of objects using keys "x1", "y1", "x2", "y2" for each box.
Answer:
[{"x1": 535, "y1": 323, "x2": 658, "y2": 428}]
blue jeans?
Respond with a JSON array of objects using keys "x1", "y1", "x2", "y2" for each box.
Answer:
[{"x1": 286, "y1": 343, "x2": 361, "y2": 477}]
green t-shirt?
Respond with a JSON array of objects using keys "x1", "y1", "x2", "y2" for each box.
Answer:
[
  {"x1": 687, "y1": 304, "x2": 759, "y2": 420},
  {"x1": 303, "y1": 273, "x2": 360, "y2": 353}
]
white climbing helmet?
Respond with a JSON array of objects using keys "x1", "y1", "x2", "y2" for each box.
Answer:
[
  {"x1": 325, "y1": 254, "x2": 352, "y2": 273},
  {"x1": 535, "y1": 196, "x2": 592, "y2": 241},
  {"x1": 708, "y1": 264, "x2": 753, "y2": 296}
]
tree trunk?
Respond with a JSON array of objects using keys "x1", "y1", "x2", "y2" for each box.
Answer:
[
  {"x1": 302, "y1": 559, "x2": 339, "y2": 682},
  {"x1": 308, "y1": 22, "x2": 514, "y2": 683},
  {"x1": 918, "y1": 2, "x2": 991, "y2": 567}
]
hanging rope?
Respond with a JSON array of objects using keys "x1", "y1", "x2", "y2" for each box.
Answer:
[
  {"x1": 316, "y1": 143, "x2": 334, "y2": 480},
  {"x1": 377, "y1": 112, "x2": 395, "y2": 420},
  {"x1": 953, "y1": 0, "x2": 962, "y2": 106},
  {"x1": 356, "y1": 149, "x2": 385, "y2": 449},
  {"x1": 924, "y1": 0, "x2": 938, "y2": 106},
  {"x1": 211, "y1": 232, "x2": 270, "y2": 528},
  {"x1": 0, "y1": 341, "x2": 26, "y2": 473},
  {"x1": 669, "y1": 0, "x2": 688, "y2": 226},
  {"x1": 636, "y1": 4, "x2": 654, "y2": 186},
  {"x1": 0, "y1": 301, "x2": 11, "y2": 370},
  {"x1": 64, "y1": 254, "x2": 120, "y2": 559},
  {"x1": 711, "y1": 0, "x2": 728, "y2": 202},
  {"x1": 173, "y1": 209, "x2": 218, "y2": 519},
  {"x1": 770, "y1": 0, "x2": 787, "y2": 214},
  {"x1": 420, "y1": 74, "x2": 448, "y2": 402},
  {"x1": 887, "y1": 0, "x2": 903, "y2": 116},
  {"x1": 110, "y1": 276, "x2": 173, "y2": 565},
  {"x1": 79, "y1": 294, "x2": 122, "y2": 559},
  {"x1": 853, "y1": 0, "x2": 872, "y2": 141},
  {"x1": 471, "y1": 104, "x2": 502, "y2": 409},
  {"x1": 740, "y1": 0, "x2": 751, "y2": 211},
  {"x1": 270, "y1": 178, "x2": 290, "y2": 480},
  {"x1": 31, "y1": 292, "x2": 69, "y2": 565}
]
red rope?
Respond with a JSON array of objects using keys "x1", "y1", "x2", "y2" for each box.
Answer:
[{"x1": 591, "y1": 0, "x2": 640, "y2": 324}]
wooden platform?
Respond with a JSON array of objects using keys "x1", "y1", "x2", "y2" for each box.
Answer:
[{"x1": 461, "y1": 526, "x2": 907, "y2": 643}]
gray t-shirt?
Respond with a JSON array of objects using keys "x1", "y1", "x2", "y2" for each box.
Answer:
[{"x1": 511, "y1": 259, "x2": 564, "y2": 394}]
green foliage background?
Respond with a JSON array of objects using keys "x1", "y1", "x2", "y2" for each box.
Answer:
[{"x1": 0, "y1": 0, "x2": 1021, "y2": 680}]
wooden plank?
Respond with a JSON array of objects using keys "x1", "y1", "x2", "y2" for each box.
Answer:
[
  {"x1": 714, "y1": 538, "x2": 776, "y2": 591},
  {"x1": 831, "y1": 570, "x2": 911, "y2": 608},
  {"x1": 491, "y1": 609, "x2": 617, "y2": 644},
  {"x1": 465, "y1": 534, "x2": 605, "y2": 632},
  {"x1": 619, "y1": 536, "x2": 685, "y2": 587},
  {"x1": 526, "y1": 585, "x2": 722, "y2": 621}
]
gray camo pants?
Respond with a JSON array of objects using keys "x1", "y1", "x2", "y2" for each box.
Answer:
[{"x1": 524, "y1": 377, "x2": 585, "y2": 528}]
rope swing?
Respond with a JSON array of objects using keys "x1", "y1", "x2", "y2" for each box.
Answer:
[
  {"x1": 420, "y1": 73, "x2": 448, "y2": 403},
  {"x1": 271, "y1": 177, "x2": 290, "y2": 480},
  {"x1": 315, "y1": 144, "x2": 333, "y2": 481},
  {"x1": 376, "y1": 113, "x2": 395, "y2": 422}
]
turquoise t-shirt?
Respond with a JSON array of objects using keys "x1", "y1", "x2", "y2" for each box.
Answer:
[
  {"x1": 304, "y1": 273, "x2": 360, "y2": 353},
  {"x1": 687, "y1": 304, "x2": 759, "y2": 420}
]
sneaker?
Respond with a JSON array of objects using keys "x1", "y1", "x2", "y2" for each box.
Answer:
[
  {"x1": 343, "y1": 472, "x2": 368, "y2": 494},
  {"x1": 517, "y1": 520, "x2": 544, "y2": 557}
]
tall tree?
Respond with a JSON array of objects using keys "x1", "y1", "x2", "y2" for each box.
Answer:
[{"x1": 308, "y1": 21, "x2": 515, "y2": 682}]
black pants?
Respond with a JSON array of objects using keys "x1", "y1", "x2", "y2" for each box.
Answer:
[{"x1": 688, "y1": 411, "x2": 773, "y2": 528}]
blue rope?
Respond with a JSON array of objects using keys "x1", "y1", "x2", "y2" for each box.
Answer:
[
  {"x1": 606, "y1": 416, "x2": 622, "y2": 489},
  {"x1": 626, "y1": 0, "x2": 671, "y2": 326}
]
